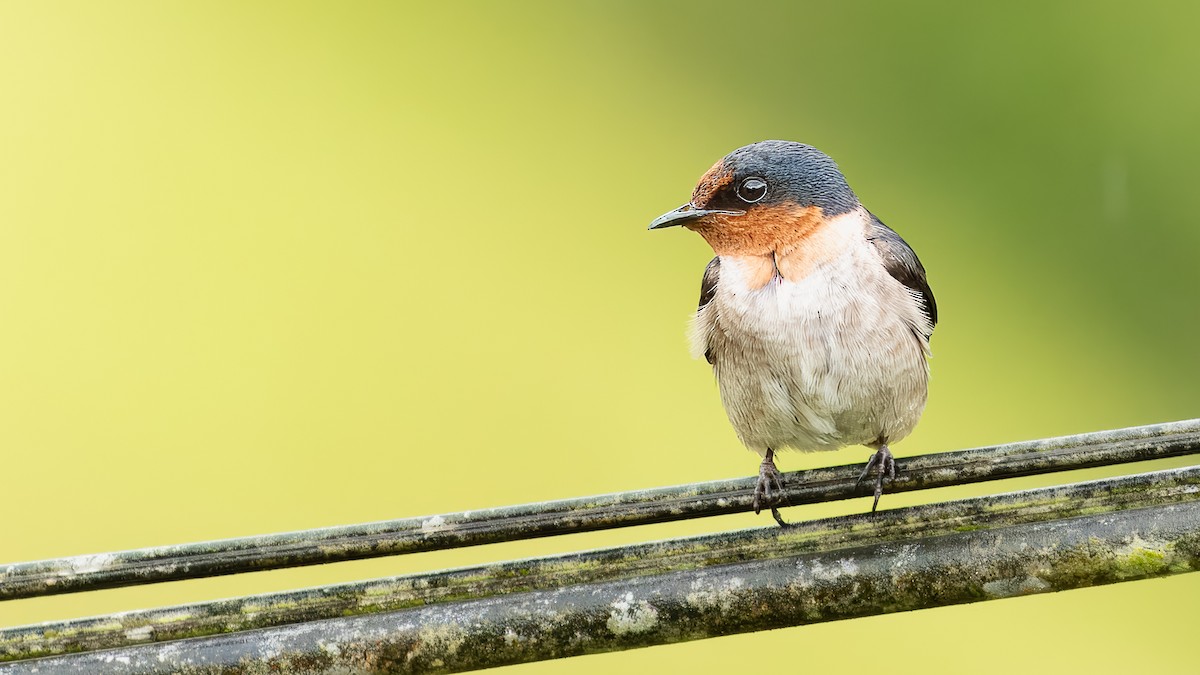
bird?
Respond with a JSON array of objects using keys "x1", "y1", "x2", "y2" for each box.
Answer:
[{"x1": 648, "y1": 140, "x2": 936, "y2": 522}]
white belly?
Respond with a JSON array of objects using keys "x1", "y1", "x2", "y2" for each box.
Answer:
[{"x1": 692, "y1": 248, "x2": 930, "y2": 454}]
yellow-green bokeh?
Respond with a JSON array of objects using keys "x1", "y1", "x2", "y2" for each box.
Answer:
[{"x1": 1, "y1": 1, "x2": 1197, "y2": 672}]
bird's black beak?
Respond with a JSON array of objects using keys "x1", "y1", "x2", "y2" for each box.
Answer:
[{"x1": 648, "y1": 203, "x2": 744, "y2": 230}]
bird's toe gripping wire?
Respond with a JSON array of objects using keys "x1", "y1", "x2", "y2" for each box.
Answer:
[
  {"x1": 856, "y1": 444, "x2": 897, "y2": 512},
  {"x1": 753, "y1": 449, "x2": 789, "y2": 527}
]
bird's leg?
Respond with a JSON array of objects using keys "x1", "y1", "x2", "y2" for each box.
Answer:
[
  {"x1": 856, "y1": 444, "x2": 897, "y2": 512},
  {"x1": 754, "y1": 449, "x2": 788, "y2": 526}
]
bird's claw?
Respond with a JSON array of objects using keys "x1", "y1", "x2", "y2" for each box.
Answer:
[
  {"x1": 856, "y1": 445, "x2": 897, "y2": 512},
  {"x1": 753, "y1": 456, "x2": 784, "y2": 515}
]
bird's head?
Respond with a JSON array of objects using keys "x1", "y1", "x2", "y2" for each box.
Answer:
[{"x1": 649, "y1": 141, "x2": 859, "y2": 257}]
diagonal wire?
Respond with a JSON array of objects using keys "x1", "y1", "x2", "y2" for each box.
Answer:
[
  {"x1": 1, "y1": 419, "x2": 1197, "y2": 601},
  {"x1": 3, "y1": 465, "x2": 1199, "y2": 671}
]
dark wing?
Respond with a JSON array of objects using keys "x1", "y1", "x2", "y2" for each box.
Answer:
[
  {"x1": 865, "y1": 212, "x2": 937, "y2": 336},
  {"x1": 698, "y1": 257, "x2": 720, "y2": 364},
  {"x1": 698, "y1": 256, "x2": 720, "y2": 311}
]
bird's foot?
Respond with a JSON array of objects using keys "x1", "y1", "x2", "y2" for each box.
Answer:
[
  {"x1": 754, "y1": 451, "x2": 789, "y2": 526},
  {"x1": 856, "y1": 445, "x2": 897, "y2": 513}
]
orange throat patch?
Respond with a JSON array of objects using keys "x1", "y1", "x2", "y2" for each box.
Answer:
[{"x1": 689, "y1": 205, "x2": 858, "y2": 288}]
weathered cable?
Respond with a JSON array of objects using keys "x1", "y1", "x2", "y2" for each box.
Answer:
[
  {"x1": 5, "y1": 473, "x2": 1198, "y2": 673},
  {"x1": 3, "y1": 465, "x2": 1199, "y2": 664},
  {"x1": 1, "y1": 418, "x2": 1197, "y2": 601}
]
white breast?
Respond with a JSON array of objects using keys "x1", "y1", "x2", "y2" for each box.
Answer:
[{"x1": 691, "y1": 214, "x2": 931, "y2": 454}]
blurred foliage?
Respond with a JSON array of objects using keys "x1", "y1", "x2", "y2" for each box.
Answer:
[{"x1": 0, "y1": 2, "x2": 1196, "y2": 673}]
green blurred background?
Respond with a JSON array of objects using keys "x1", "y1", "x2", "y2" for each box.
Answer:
[{"x1": 2, "y1": 1, "x2": 1198, "y2": 672}]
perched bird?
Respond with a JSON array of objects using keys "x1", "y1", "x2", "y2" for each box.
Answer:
[{"x1": 649, "y1": 140, "x2": 936, "y2": 520}]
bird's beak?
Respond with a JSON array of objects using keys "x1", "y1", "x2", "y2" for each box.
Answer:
[{"x1": 648, "y1": 203, "x2": 744, "y2": 230}]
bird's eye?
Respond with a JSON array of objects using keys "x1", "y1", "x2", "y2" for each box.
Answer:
[{"x1": 737, "y1": 177, "x2": 768, "y2": 203}]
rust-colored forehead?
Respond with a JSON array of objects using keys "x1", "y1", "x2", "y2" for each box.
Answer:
[{"x1": 690, "y1": 159, "x2": 733, "y2": 206}]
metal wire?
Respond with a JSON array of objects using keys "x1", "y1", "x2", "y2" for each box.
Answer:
[
  {"x1": 5, "y1": 466, "x2": 1198, "y2": 673},
  {"x1": 5, "y1": 465, "x2": 1200, "y2": 663},
  {"x1": 2, "y1": 418, "x2": 1198, "y2": 602}
]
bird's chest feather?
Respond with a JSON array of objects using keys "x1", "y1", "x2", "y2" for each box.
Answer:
[
  {"x1": 691, "y1": 243, "x2": 929, "y2": 451},
  {"x1": 701, "y1": 252, "x2": 870, "y2": 373}
]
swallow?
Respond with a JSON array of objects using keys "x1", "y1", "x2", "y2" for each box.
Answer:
[{"x1": 649, "y1": 140, "x2": 936, "y2": 522}]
